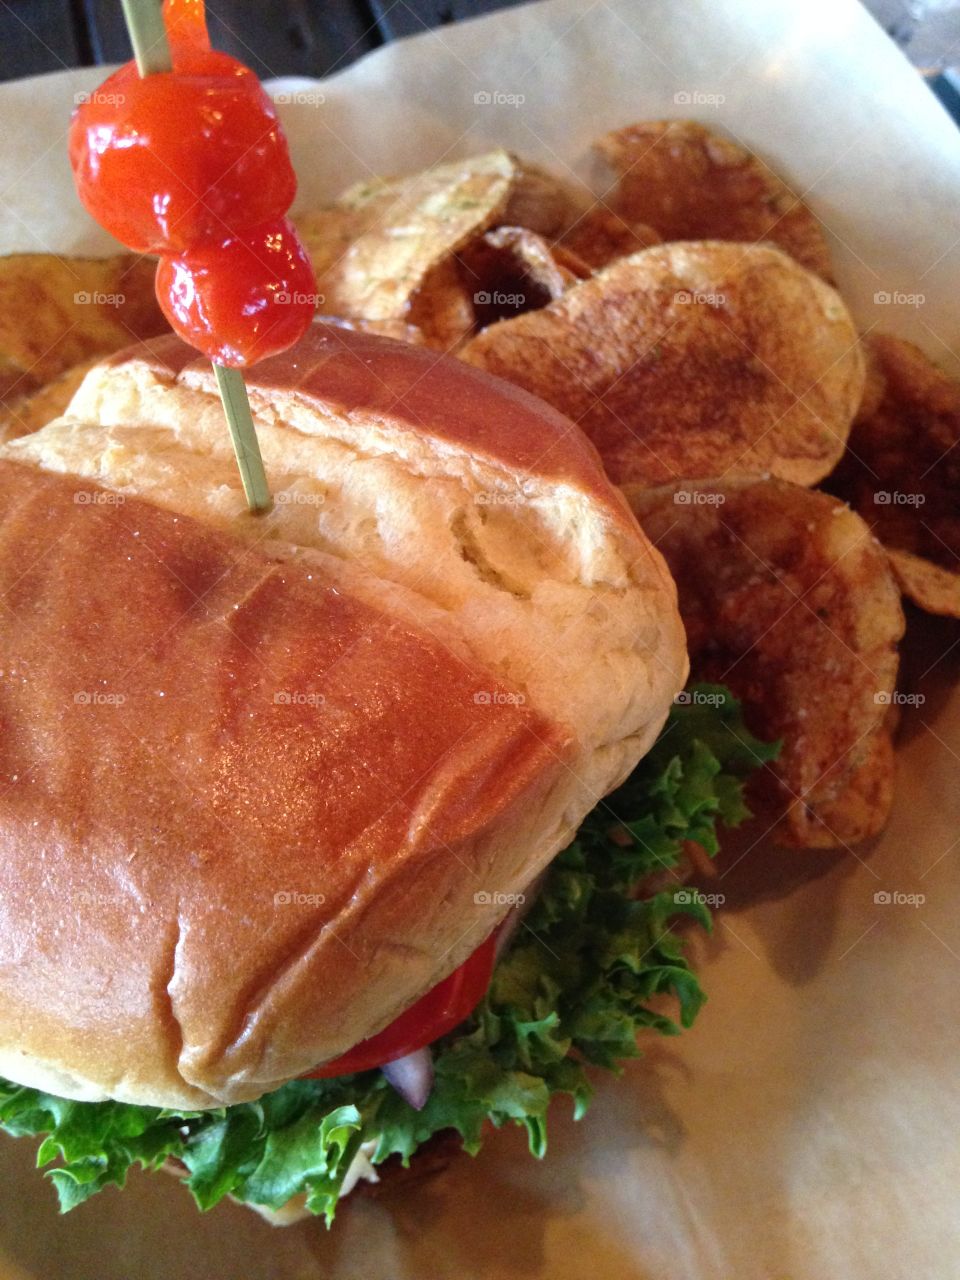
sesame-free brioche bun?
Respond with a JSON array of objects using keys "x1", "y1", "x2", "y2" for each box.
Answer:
[{"x1": 0, "y1": 324, "x2": 686, "y2": 1108}]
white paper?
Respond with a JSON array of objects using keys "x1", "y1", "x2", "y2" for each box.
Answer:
[{"x1": 1, "y1": 1, "x2": 959, "y2": 1276}]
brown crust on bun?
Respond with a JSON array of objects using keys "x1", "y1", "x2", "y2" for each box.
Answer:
[{"x1": 0, "y1": 326, "x2": 687, "y2": 1107}]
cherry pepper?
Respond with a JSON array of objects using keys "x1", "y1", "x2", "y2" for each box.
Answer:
[{"x1": 68, "y1": 3, "x2": 315, "y2": 366}]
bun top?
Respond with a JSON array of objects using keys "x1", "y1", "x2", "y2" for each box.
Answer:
[
  {"x1": 0, "y1": 325, "x2": 686, "y2": 1107},
  {"x1": 101, "y1": 325, "x2": 640, "y2": 531}
]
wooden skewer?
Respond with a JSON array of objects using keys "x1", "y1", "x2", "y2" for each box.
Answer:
[
  {"x1": 213, "y1": 365, "x2": 272, "y2": 512},
  {"x1": 120, "y1": 0, "x2": 273, "y2": 514}
]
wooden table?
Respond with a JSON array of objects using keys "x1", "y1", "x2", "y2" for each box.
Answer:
[{"x1": 1, "y1": 0, "x2": 957, "y2": 123}]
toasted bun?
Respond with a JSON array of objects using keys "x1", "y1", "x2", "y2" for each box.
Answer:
[{"x1": 0, "y1": 325, "x2": 686, "y2": 1107}]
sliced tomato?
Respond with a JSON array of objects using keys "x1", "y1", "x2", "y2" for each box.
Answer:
[{"x1": 304, "y1": 931, "x2": 497, "y2": 1078}]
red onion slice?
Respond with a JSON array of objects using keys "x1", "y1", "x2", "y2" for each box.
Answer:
[{"x1": 381, "y1": 1046, "x2": 434, "y2": 1110}]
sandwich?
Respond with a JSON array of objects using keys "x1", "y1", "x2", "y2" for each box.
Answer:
[{"x1": 0, "y1": 323, "x2": 773, "y2": 1222}]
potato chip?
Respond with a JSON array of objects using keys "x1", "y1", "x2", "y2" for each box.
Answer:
[
  {"x1": 560, "y1": 205, "x2": 662, "y2": 270},
  {"x1": 595, "y1": 120, "x2": 833, "y2": 279},
  {"x1": 0, "y1": 356, "x2": 100, "y2": 443},
  {"x1": 826, "y1": 335, "x2": 960, "y2": 618},
  {"x1": 293, "y1": 150, "x2": 586, "y2": 326},
  {"x1": 626, "y1": 478, "x2": 904, "y2": 848},
  {"x1": 407, "y1": 258, "x2": 476, "y2": 351},
  {"x1": 499, "y1": 160, "x2": 591, "y2": 237},
  {"x1": 0, "y1": 254, "x2": 165, "y2": 403},
  {"x1": 462, "y1": 241, "x2": 864, "y2": 488},
  {"x1": 887, "y1": 549, "x2": 960, "y2": 618},
  {"x1": 792, "y1": 729, "x2": 895, "y2": 849},
  {"x1": 457, "y1": 226, "x2": 588, "y2": 329}
]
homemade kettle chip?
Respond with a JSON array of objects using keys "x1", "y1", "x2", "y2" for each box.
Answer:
[
  {"x1": 462, "y1": 241, "x2": 864, "y2": 488},
  {"x1": 626, "y1": 478, "x2": 904, "y2": 849},
  {"x1": 595, "y1": 119, "x2": 834, "y2": 279},
  {"x1": 827, "y1": 335, "x2": 960, "y2": 619}
]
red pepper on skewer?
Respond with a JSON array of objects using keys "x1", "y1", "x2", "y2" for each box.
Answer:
[{"x1": 68, "y1": 0, "x2": 315, "y2": 367}]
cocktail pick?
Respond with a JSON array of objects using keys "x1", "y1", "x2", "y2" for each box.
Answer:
[{"x1": 120, "y1": 0, "x2": 272, "y2": 514}]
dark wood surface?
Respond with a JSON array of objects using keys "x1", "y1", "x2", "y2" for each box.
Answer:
[{"x1": 0, "y1": 0, "x2": 956, "y2": 127}]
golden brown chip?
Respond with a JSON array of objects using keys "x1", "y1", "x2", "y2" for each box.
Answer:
[
  {"x1": 596, "y1": 120, "x2": 833, "y2": 279},
  {"x1": 792, "y1": 729, "x2": 895, "y2": 849},
  {"x1": 293, "y1": 151, "x2": 586, "y2": 327},
  {"x1": 499, "y1": 160, "x2": 591, "y2": 238},
  {"x1": 0, "y1": 356, "x2": 101, "y2": 443},
  {"x1": 407, "y1": 258, "x2": 476, "y2": 352},
  {"x1": 887, "y1": 549, "x2": 960, "y2": 618},
  {"x1": 626, "y1": 478, "x2": 904, "y2": 848},
  {"x1": 0, "y1": 254, "x2": 165, "y2": 400},
  {"x1": 457, "y1": 226, "x2": 588, "y2": 329},
  {"x1": 462, "y1": 241, "x2": 864, "y2": 488},
  {"x1": 560, "y1": 205, "x2": 662, "y2": 270},
  {"x1": 827, "y1": 335, "x2": 960, "y2": 619}
]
